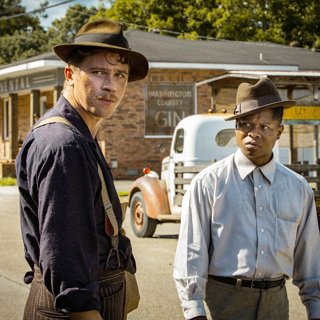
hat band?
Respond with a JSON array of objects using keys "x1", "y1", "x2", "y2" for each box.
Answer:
[
  {"x1": 74, "y1": 33, "x2": 130, "y2": 49},
  {"x1": 234, "y1": 94, "x2": 282, "y2": 115}
]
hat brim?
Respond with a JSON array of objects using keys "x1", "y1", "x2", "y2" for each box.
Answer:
[
  {"x1": 225, "y1": 100, "x2": 296, "y2": 121},
  {"x1": 52, "y1": 43, "x2": 149, "y2": 82}
]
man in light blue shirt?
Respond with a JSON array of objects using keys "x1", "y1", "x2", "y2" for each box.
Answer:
[{"x1": 173, "y1": 78, "x2": 320, "y2": 320}]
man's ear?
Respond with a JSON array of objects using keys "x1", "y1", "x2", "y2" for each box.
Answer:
[
  {"x1": 277, "y1": 124, "x2": 284, "y2": 140},
  {"x1": 64, "y1": 66, "x2": 74, "y2": 85}
]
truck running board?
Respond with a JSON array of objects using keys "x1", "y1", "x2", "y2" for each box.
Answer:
[{"x1": 157, "y1": 214, "x2": 181, "y2": 222}]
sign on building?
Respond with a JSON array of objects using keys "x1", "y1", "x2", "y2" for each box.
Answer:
[{"x1": 145, "y1": 83, "x2": 195, "y2": 136}]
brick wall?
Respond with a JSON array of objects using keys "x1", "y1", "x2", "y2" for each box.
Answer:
[{"x1": 18, "y1": 95, "x2": 30, "y2": 145}]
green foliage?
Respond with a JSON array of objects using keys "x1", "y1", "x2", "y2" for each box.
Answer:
[
  {"x1": 0, "y1": 0, "x2": 48, "y2": 64},
  {"x1": 96, "y1": 0, "x2": 320, "y2": 48},
  {"x1": 212, "y1": 0, "x2": 320, "y2": 47},
  {"x1": 47, "y1": 4, "x2": 98, "y2": 49},
  {"x1": 0, "y1": 29, "x2": 49, "y2": 64},
  {"x1": 0, "y1": 1, "x2": 98, "y2": 65},
  {"x1": 0, "y1": 177, "x2": 16, "y2": 186},
  {"x1": 99, "y1": 0, "x2": 217, "y2": 39},
  {"x1": 0, "y1": 0, "x2": 44, "y2": 35}
]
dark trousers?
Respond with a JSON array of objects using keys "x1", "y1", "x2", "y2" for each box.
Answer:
[
  {"x1": 205, "y1": 277, "x2": 289, "y2": 320},
  {"x1": 23, "y1": 268, "x2": 126, "y2": 320}
]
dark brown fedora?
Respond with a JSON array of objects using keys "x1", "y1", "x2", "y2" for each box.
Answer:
[
  {"x1": 52, "y1": 19, "x2": 149, "y2": 82},
  {"x1": 225, "y1": 78, "x2": 296, "y2": 120}
]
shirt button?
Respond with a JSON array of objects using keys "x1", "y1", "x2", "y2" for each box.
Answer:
[
  {"x1": 261, "y1": 228, "x2": 265, "y2": 233},
  {"x1": 258, "y1": 272, "x2": 262, "y2": 276},
  {"x1": 259, "y1": 206, "x2": 264, "y2": 211},
  {"x1": 258, "y1": 185, "x2": 262, "y2": 189},
  {"x1": 260, "y1": 250, "x2": 264, "y2": 255}
]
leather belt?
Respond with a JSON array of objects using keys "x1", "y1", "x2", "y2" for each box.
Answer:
[{"x1": 209, "y1": 275, "x2": 285, "y2": 289}]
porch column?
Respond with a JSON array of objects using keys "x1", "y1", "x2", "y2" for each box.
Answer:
[
  {"x1": 287, "y1": 86, "x2": 298, "y2": 163},
  {"x1": 53, "y1": 86, "x2": 63, "y2": 104},
  {"x1": 30, "y1": 90, "x2": 40, "y2": 126},
  {"x1": 9, "y1": 93, "x2": 18, "y2": 159}
]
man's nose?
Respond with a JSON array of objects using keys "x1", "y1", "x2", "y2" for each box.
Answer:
[
  {"x1": 101, "y1": 75, "x2": 117, "y2": 92},
  {"x1": 248, "y1": 125, "x2": 262, "y2": 138}
]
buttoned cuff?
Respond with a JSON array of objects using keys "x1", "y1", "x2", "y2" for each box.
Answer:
[
  {"x1": 182, "y1": 299, "x2": 206, "y2": 319},
  {"x1": 55, "y1": 281, "x2": 100, "y2": 312}
]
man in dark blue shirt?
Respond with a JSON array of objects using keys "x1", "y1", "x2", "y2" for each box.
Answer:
[{"x1": 16, "y1": 19, "x2": 148, "y2": 320}]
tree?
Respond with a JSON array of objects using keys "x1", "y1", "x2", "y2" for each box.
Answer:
[
  {"x1": 212, "y1": 0, "x2": 320, "y2": 48},
  {"x1": 94, "y1": 0, "x2": 320, "y2": 48},
  {"x1": 0, "y1": 0, "x2": 48, "y2": 64},
  {"x1": 0, "y1": 0, "x2": 45, "y2": 35},
  {"x1": 0, "y1": 30, "x2": 49, "y2": 64},
  {"x1": 47, "y1": 4, "x2": 98, "y2": 49},
  {"x1": 95, "y1": 0, "x2": 218, "y2": 39}
]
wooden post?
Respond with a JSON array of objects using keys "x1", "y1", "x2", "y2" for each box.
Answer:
[
  {"x1": 9, "y1": 93, "x2": 18, "y2": 159},
  {"x1": 53, "y1": 86, "x2": 63, "y2": 104},
  {"x1": 287, "y1": 86, "x2": 298, "y2": 163},
  {"x1": 30, "y1": 90, "x2": 40, "y2": 126}
]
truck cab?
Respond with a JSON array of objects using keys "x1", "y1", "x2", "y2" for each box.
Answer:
[
  {"x1": 128, "y1": 113, "x2": 238, "y2": 237},
  {"x1": 161, "y1": 113, "x2": 237, "y2": 215}
]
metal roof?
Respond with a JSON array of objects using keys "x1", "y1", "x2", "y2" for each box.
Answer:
[
  {"x1": 125, "y1": 30, "x2": 320, "y2": 71},
  {"x1": 0, "y1": 29, "x2": 319, "y2": 77}
]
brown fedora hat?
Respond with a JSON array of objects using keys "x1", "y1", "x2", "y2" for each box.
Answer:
[
  {"x1": 52, "y1": 19, "x2": 149, "y2": 82},
  {"x1": 225, "y1": 78, "x2": 296, "y2": 120}
]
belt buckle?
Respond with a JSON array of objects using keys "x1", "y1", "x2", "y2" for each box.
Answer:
[
  {"x1": 250, "y1": 280, "x2": 263, "y2": 289},
  {"x1": 235, "y1": 278, "x2": 242, "y2": 289}
]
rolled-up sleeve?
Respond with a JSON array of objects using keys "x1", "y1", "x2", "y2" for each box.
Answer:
[
  {"x1": 173, "y1": 177, "x2": 213, "y2": 319},
  {"x1": 292, "y1": 186, "x2": 320, "y2": 319}
]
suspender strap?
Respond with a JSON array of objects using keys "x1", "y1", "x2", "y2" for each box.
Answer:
[
  {"x1": 33, "y1": 116, "x2": 119, "y2": 238},
  {"x1": 33, "y1": 116, "x2": 73, "y2": 129},
  {"x1": 97, "y1": 164, "x2": 119, "y2": 237}
]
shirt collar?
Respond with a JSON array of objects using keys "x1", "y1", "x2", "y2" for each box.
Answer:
[{"x1": 234, "y1": 149, "x2": 276, "y2": 184}]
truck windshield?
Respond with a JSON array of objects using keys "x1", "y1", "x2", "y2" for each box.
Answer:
[
  {"x1": 174, "y1": 128, "x2": 184, "y2": 153},
  {"x1": 216, "y1": 129, "x2": 236, "y2": 147}
]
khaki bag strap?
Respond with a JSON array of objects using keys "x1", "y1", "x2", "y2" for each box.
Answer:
[{"x1": 33, "y1": 116, "x2": 119, "y2": 238}]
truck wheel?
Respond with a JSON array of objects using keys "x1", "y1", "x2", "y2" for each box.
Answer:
[{"x1": 130, "y1": 192, "x2": 157, "y2": 237}]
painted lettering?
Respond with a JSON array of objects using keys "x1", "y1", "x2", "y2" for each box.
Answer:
[
  {"x1": 155, "y1": 110, "x2": 186, "y2": 128},
  {"x1": 0, "y1": 76, "x2": 31, "y2": 93}
]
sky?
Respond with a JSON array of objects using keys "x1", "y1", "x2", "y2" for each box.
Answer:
[{"x1": 20, "y1": 0, "x2": 105, "y2": 29}]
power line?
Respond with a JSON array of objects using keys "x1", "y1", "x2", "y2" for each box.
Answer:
[
  {"x1": 1, "y1": 1, "x2": 216, "y2": 41},
  {"x1": 0, "y1": 0, "x2": 75, "y2": 21}
]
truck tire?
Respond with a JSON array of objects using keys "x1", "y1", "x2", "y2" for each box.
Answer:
[{"x1": 130, "y1": 192, "x2": 157, "y2": 237}]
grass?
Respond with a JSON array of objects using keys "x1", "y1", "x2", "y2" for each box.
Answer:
[
  {"x1": 118, "y1": 191, "x2": 129, "y2": 197},
  {"x1": 0, "y1": 178, "x2": 129, "y2": 199},
  {"x1": 0, "y1": 177, "x2": 17, "y2": 186}
]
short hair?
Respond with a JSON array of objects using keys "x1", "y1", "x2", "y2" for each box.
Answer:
[
  {"x1": 272, "y1": 107, "x2": 284, "y2": 123},
  {"x1": 68, "y1": 47, "x2": 129, "y2": 67}
]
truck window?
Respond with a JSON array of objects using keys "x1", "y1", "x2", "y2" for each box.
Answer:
[
  {"x1": 174, "y1": 128, "x2": 184, "y2": 153},
  {"x1": 216, "y1": 129, "x2": 236, "y2": 147}
]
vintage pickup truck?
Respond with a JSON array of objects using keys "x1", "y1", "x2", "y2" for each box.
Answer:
[{"x1": 128, "y1": 113, "x2": 320, "y2": 237}]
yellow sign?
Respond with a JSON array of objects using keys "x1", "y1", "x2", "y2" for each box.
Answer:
[{"x1": 284, "y1": 106, "x2": 320, "y2": 120}]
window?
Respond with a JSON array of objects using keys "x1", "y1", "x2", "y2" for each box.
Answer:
[
  {"x1": 3, "y1": 98, "x2": 10, "y2": 140},
  {"x1": 215, "y1": 129, "x2": 236, "y2": 147},
  {"x1": 174, "y1": 128, "x2": 184, "y2": 153}
]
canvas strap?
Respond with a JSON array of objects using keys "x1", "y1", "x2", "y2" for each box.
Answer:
[{"x1": 33, "y1": 116, "x2": 119, "y2": 238}]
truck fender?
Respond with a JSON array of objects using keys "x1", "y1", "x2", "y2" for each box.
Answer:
[{"x1": 129, "y1": 176, "x2": 171, "y2": 219}]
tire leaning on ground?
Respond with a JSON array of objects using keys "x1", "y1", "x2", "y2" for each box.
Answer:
[{"x1": 130, "y1": 191, "x2": 157, "y2": 237}]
